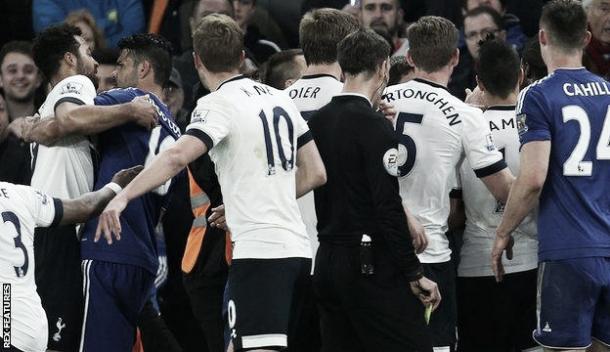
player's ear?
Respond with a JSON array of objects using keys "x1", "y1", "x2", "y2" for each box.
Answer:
[
  {"x1": 139, "y1": 59, "x2": 151, "y2": 80},
  {"x1": 583, "y1": 30, "x2": 592, "y2": 48},
  {"x1": 239, "y1": 50, "x2": 246, "y2": 67},
  {"x1": 539, "y1": 29, "x2": 547, "y2": 46},
  {"x1": 64, "y1": 52, "x2": 77, "y2": 69},
  {"x1": 475, "y1": 75, "x2": 485, "y2": 92},
  {"x1": 406, "y1": 51, "x2": 416, "y2": 67},
  {"x1": 450, "y1": 48, "x2": 460, "y2": 68},
  {"x1": 517, "y1": 67, "x2": 524, "y2": 89}
]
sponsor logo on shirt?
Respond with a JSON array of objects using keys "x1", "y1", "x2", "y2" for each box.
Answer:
[{"x1": 60, "y1": 82, "x2": 83, "y2": 95}]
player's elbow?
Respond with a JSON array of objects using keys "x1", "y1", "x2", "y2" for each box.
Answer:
[
  {"x1": 522, "y1": 170, "x2": 546, "y2": 193},
  {"x1": 312, "y1": 164, "x2": 327, "y2": 188},
  {"x1": 165, "y1": 145, "x2": 190, "y2": 173}
]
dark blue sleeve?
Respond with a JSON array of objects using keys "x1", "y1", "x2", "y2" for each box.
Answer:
[
  {"x1": 32, "y1": 0, "x2": 66, "y2": 32},
  {"x1": 108, "y1": 0, "x2": 145, "y2": 47},
  {"x1": 94, "y1": 89, "x2": 136, "y2": 106},
  {"x1": 517, "y1": 86, "x2": 552, "y2": 148}
]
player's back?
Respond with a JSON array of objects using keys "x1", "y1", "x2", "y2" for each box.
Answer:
[
  {"x1": 458, "y1": 106, "x2": 537, "y2": 276},
  {"x1": 80, "y1": 88, "x2": 181, "y2": 274},
  {"x1": 188, "y1": 76, "x2": 311, "y2": 260},
  {"x1": 384, "y1": 79, "x2": 503, "y2": 263},
  {"x1": 0, "y1": 182, "x2": 61, "y2": 351},
  {"x1": 518, "y1": 68, "x2": 610, "y2": 260},
  {"x1": 286, "y1": 74, "x2": 343, "y2": 121}
]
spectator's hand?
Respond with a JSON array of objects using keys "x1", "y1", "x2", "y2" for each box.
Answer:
[
  {"x1": 406, "y1": 213, "x2": 428, "y2": 254},
  {"x1": 410, "y1": 276, "x2": 441, "y2": 311},
  {"x1": 491, "y1": 231, "x2": 514, "y2": 282},
  {"x1": 464, "y1": 86, "x2": 487, "y2": 110},
  {"x1": 378, "y1": 101, "x2": 397, "y2": 123},
  {"x1": 130, "y1": 95, "x2": 158, "y2": 130},
  {"x1": 110, "y1": 165, "x2": 143, "y2": 188},
  {"x1": 209, "y1": 204, "x2": 228, "y2": 231},
  {"x1": 95, "y1": 195, "x2": 127, "y2": 244}
]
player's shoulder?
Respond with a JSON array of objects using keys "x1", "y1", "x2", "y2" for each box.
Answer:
[
  {"x1": 516, "y1": 74, "x2": 555, "y2": 113},
  {"x1": 53, "y1": 74, "x2": 95, "y2": 95}
]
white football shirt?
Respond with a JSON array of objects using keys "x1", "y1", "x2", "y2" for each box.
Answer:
[
  {"x1": 384, "y1": 79, "x2": 505, "y2": 263},
  {"x1": 285, "y1": 74, "x2": 343, "y2": 257},
  {"x1": 0, "y1": 182, "x2": 62, "y2": 352},
  {"x1": 30, "y1": 74, "x2": 96, "y2": 199},
  {"x1": 456, "y1": 106, "x2": 538, "y2": 277},
  {"x1": 186, "y1": 75, "x2": 312, "y2": 260}
]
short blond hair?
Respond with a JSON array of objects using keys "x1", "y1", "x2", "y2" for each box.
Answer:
[{"x1": 192, "y1": 14, "x2": 243, "y2": 73}]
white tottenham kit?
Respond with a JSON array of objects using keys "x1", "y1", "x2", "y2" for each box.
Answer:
[
  {"x1": 0, "y1": 183, "x2": 61, "y2": 351},
  {"x1": 30, "y1": 75, "x2": 97, "y2": 199},
  {"x1": 187, "y1": 76, "x2": 312, "y2": 260},
  {"x1": 456, "y1": 106, "x2": 538, "y2": 277},
  {"x1": 384, "y1": 78, "x2": 506, "y2": 264},
  {"x1": 286, "y1": 74, "x2": 342, "y2": 256}
]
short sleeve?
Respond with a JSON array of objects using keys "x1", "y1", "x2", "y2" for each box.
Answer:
[
  {"x1": 15, "y1": 185, "x2": 63, "y2": 228},
  {"x1": 460, "y1": 108, "x2": 507, "y2": 178},
  {"x1": 185, "y1": 95, "x2": 233, "y2": 151},
  {"x1": 516, "y1": 86, "x2": 551, "y2": 147},
  {"x1": 54, "y1": 75, "x2": 96, "y2": 112},
  {"x1": 295, "y1": 109, "x2": 313, "y2": 149}
]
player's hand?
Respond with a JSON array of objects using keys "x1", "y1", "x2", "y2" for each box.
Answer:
[
  {"x1": 491, "y1": 231, "x2": 514, "y2": 282},
  {"x1": 95, "y1": 195, "x2": 127, "y2": 244},
  {"x1": 209, "y1": 204, "x2": 228, "y2": 231},
  {"x1": 129, "y1": 94, "x2": 158, "y2": 130},
  {"x1": 111, "y1": 165, "x2": 143, "y2": 188},
  {"x1": 8, "y1": 115, "x2": 39, "y2": 141},
  {"x1": 410, "y1": 276, "x2": 441, "y2": 311},
  {"x1": 464, "y1": 86, "x2": 487, "y2": 110},
  {"x1": 378, "y1": 101, "x2": 397, "y2": 123},
  {"x1": 407, "y1": 212, "x2": 428, "y2": 254}
]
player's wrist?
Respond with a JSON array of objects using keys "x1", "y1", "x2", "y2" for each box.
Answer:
[{"x1": 103, "y1": 182, "x2": 122, "y2": 194}]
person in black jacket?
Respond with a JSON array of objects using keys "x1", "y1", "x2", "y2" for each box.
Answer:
[{"x1": 309, "y1": 28, "x2": 441, "y2": 352}]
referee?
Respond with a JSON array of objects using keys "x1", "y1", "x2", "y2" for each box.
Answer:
[{"x1": 309, "y1": 29, "x2": 441, "y2": 352}]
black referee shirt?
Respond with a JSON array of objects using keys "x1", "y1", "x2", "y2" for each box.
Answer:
[{"x1": 309, "y1": 94, "x2": 423, "y2": 281}]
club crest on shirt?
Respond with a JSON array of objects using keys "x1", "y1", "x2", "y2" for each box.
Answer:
[
  {"x1": 191, "y1": 109, "x2": 209, "y2": 124},
  {"x1": 485, "y1": 134, "x2": 496, "y2": 152},
  {"x1": 516, "y1": 113, "x2": 528, "y2": 135},
  {"x1": 60, "y1": 81, "x2": 83, "y2": 95}
]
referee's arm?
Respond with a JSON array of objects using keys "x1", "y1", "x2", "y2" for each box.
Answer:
[{"x1": 360, "y1": 117, "x2": 423, "y2": 281}]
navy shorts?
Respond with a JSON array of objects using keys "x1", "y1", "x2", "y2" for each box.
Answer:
[
  {"x1": 79, "y1": 260, "x2": 155, "y2": 352},
  {"x1": 533, "y1": 257, "x2": 610, "y2": 349}
]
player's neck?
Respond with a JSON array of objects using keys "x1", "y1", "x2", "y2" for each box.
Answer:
[
  {"x1": 342, "y1": 76, "x2": 380, "y2": 105},
  {"x1": 5, "y1": 98, "x2": 35, "y2": 121},
  {"x1": 484, "y1": 92, "x2": 518, "y2": 108},
  {"x1": 137, "y1": 81, "x2": 163, "y2": 102},
  {"x1": 412, "y1": 67, "x2": 450, "y2": 88},
  {"x1": 544, "y1": 51, "x2": 584, "y2": 73},
  {"x1": 207, "y1": 71, "x2": 242, "y2": 92},
  {"x1": 303, "y1": 63, "x2": 342, "y2": 81},
  {"x1": 49, "y1": 66, "x2": 78, "y2": 89}
]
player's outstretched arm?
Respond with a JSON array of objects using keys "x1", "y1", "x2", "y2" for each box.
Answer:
[
  {"x1": 22, "y1": 96, "x2": 158, "y2": 146},
  {"x1": 295, "y1": 140, "x2": 327, "y2": 198},
  {"x1": 95, "y1": 135, "x2": 208, "y2": 243},
  {"x1": 59, "y1": 165, "x2": 143, "y2": 226},
  {"x1": 492, "y1": 140, "x2": 550, "y2": 282}
]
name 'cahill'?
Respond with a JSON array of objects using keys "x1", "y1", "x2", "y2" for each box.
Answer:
[{"x1": 563, "y1": 82, "x2": 610, "y2": 97}]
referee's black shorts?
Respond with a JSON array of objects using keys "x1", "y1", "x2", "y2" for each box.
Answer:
[{"x1": 313, "y1": 240, "x2": 432, "y2": 352}]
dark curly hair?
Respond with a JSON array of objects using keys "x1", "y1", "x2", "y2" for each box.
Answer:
[
  {"x1": 32, "y1": 24, "x2": 82, "y2": 81},
  {"x1": 118, "y1": 33, "x2": 173, "y2": 87},
  {"x1": 476, "y1": 36, "x2": 520, "y2": 99}
]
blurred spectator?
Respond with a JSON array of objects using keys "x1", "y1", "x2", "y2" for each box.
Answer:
[
  {"x1": 64, "y1": 9, "x2": 106, "y2": 50},
  {"x1": 0, "y1": 1, "x2": 35, "y2": 49},
  {"x1": 0, "y1": 91, "x2": 31, "y2": 185},
  {"x1": 584, "y1": 0, "x2": 610, "y2": 78},
  {"x1": 92, "y1": 48, "x2": 119, "y2": 92},
  {"x1": 449, "y1": 6, "x2": 506, "y2": 100},
  {"x1": 261, "y1": 49, "x2": 306, "y2": 89},
  {"x1": 460, "y1": 0, "x2": 527, "y2": 52},
  {"x1": 32, "y1": 0, "x2": 145, "y2": 48},
  {"x1": 0, "y1": 41, "x2": 41, "y2": 120},
  {"x1": 163, "y1": 68, "x2": 189, "y2": 131},
  {"x1": 174, "y1": 0, "x2": 232, "y2": 111},
  {"x1": 521, "y1": 36, "x2": 547, "y2": 88},
  {"x1": 360, "y1": 0, "x2": 408, "y2": 56},
  {"x1": 233, "y1": 0, "x2": 281, "y2": 64},
  {"x1": 388, "y1": 55, "x2": 414, "y2": 85}
]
